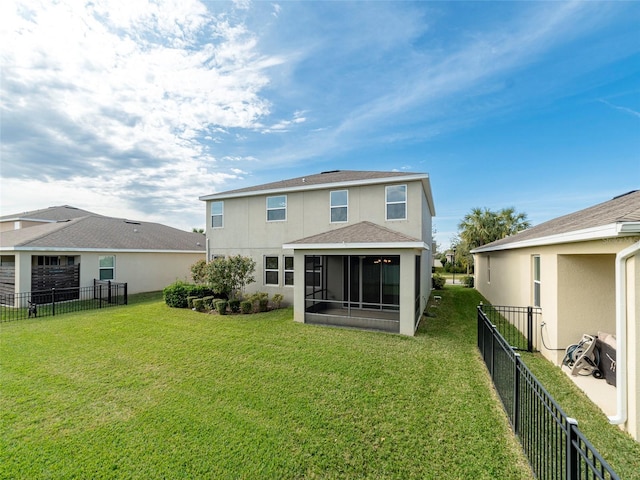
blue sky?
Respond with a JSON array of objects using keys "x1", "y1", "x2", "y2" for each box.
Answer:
[{"x1": 1, "y1": 0, "x2": 638, "y2": 250}]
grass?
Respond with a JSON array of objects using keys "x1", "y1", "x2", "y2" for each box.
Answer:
[{"x1": 0, "y1": 288, "x2": 533, "y2": 479}]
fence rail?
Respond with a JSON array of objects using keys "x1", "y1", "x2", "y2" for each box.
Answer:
[
  {"x1": 0, "y1": 280, "x2": 127, "y2": 322},
  {"x1": 478, "y1": 305, "x2": 619, "y2": 480}
]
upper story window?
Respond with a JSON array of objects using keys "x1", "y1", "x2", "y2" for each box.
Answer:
[
  {"x1": 386, "y1": 184, "x2": 407, "y2": 220},
  {"x1": 99, "y1": 255, "x2": 115, "y2": 281},
  {"x1": 330, "y1": 190, "x2": 348, "y2": 223},
  {"x1": 267, "y1": 195, "x2": 287, "y2": 222},
  {"x1": 211, "y1": 201, "x2": 224, "y2": 228}
]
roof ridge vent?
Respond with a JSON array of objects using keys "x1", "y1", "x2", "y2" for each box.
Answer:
[
  {"x1": 321, "y1": 170, "x2": 341, "y2": 174},
  {"x1": 124, "y1": 220, "x2": 141, "y2": 225}
]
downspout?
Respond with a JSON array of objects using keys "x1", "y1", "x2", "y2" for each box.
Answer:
[{"x1": 609, "y1": 239, "x2": 640, "y2": 425}]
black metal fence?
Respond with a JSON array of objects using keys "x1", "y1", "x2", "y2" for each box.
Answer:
[
  {"x1": 0, "y1": 280, "x2": 127, "y2": 322},
  {"x1": 479, "y1": 303, "x2": 540, "y2": 352},
  {"x1": 478, "y1": 306, "x2": 619, "y2": 480}
]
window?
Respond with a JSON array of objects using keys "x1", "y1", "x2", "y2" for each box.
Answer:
[
  {"x1": 284, "y1": 256, "x2": 294, "y2": 286},
  {"x1": 386, "y1": 184, "x2": 407, "y2": 220},
  {"x1": 267, "y1": 195, "x2": 287, "y2": 221},
  {"x1": 211, "y1": 201, "x2": 223, "y2": 228},
  {"x1": 265, "y1": 256, "x2": 279, "y2": 285},
  {"x1": 533, "y1": 255, "x2": 541, "y2": 307},
  {"x1": 99, "y1": 255, "x2": 115, "y2": 281},
  {"x1": 330, "y1": 190, "x2": 348, "y2": 223}
]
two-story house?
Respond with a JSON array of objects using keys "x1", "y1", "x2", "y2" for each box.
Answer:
[{"x1": 199, "y1": 170, "x2": 436, "y2": 335}]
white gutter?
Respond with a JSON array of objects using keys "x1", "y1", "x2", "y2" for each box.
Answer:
[{"x1": 609, "y1": 239, "x2": 640, "y2": 425}]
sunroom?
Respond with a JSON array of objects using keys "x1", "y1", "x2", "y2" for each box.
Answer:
[{"x1": 283, "y1": 222, "x2": 430, "y2": 335}]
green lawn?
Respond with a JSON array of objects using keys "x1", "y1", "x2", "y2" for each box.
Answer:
[{"x1": 0, "y1": 287, "x2": 531, "y2": 479}]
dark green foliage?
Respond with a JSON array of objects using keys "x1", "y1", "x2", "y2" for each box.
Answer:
[
  {"x1": 240, "y1": 300, "x2": 253, "y2": 314},
  {"x1": 214, "y1": 300, "x2": 228, "y2": 315},
  {"x1": 192, "y1": 298, "x2": 205, "y2": 312},
  {"x1": 228, "y1": 299, "x2": 240, "y2": 313},
  {"x1": 186, "y1": 296, "x2": 198, "y2": 309},
  {"x1": 432, "y1": 274, "x2": 446, "y2": 289},
  {"x1": 271, "y1": 293, "x2": 284, "y2": 309},
  {"x1": 163, "y1": 281, "x2": 192, "y2": 308},
  {"x1": 202, "y1": 296, "x2": 216, "y2": 310},
  {"x1": 462, "y1": 276, "x2": 474, "y2": 288}
]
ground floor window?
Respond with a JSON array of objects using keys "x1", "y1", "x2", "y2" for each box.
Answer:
[
  {"x1": 533, "y1": 255, "x2": 541, "y2": 307},
  {"x1": 284, "y1": 256, "x2": 294, "y2": 286},
  {"x1": 265, "y1": 256, "x2": 279, "y2": 285},
  {"x1": 99, "y1": 255, "x2": 115, "y2": 281}
]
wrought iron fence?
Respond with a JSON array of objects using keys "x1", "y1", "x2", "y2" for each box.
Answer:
[
  {"x1": 479, "y1": 303, "x2": 540, "y2": 352},
  {"x1": 478, "y1": 306, "x2": 619, "y2": 480},
  {"x1": 0, "y1": 280, "x2": 127, "y2": 322}
]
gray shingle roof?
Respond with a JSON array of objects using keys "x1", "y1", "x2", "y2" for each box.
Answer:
[
  {"x1": 200, "y1": 170, "x2": 427, "y2": 198},
  {"x1": 0, "y1": 205, "x2": 99, "y2": 222},
  {"x1": 0, "y1": 211, "x2": 205, "y2": 252},
  {"x1": 284, "y1": 221, "x2": 424, "y2": 247},
  {"x1": 474, "y1": 190, "x2": 640, "y2": 251}
]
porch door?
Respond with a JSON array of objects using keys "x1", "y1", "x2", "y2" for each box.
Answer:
[{"x1": 345, "y1": 256, "x2": 399, "y2": 310}]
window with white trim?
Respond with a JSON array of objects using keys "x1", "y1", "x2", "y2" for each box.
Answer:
[
  {"x1": 385, "y1": 184, "x2": 407, "y2": 220},
  {"x1": 330, "y1": 190, "x2": 348, "y2": 223},
  {"x1": 533, "y1": 255, "x2": 541, "y2": 307},
  {"x1": 99, "y1": 255, "x2": 115, "y2": 281},
  {"x1": 211, "y1": 201, "x2": 223, "y2": 228},
  {"x1": 267, "y1": 195, "x2": 287, "y2": 221},
  {"x1": 265, "y1": 256, "x2": 279, "y2": 285},
  {"x1": 284, "y1": 256, "x2": 294, "y2": 286}
]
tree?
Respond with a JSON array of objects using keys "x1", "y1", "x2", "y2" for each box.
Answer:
[
  {"x1": 458, "y1": 206, "x2": 530, "y2": 250},
  {"x1": 202, "y1": 255, "x2": 256, "y2": 300},
  {"x1": 192, "y1": 228, "x2": 205, "y2": 233}
]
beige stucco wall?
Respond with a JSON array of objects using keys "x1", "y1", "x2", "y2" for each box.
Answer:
[
  {"x1": 474, "y1": 236, "x2": 640, "y2": 440},
  {"x1": 13, "y1": 250, "x2": 204, "y2": 295}
]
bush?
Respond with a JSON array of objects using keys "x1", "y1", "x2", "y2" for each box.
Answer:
[
  {"x1": 202, "y1": 296, "x2": 216, "y2": 310},
  {"x1": 240, "y1": 300, "x2": 253, "y2": 314},
  {"x1": 271, "y1": 293, "x2": 284, "y2": 309},
  {"x1": 192, "y1": 298, "x2": 205, "y2": 312},
  {"x1": 214, "y1": 300, "x2": 228, "y2": 315},
  {"x1": 462, "y1": 276, "x2": 475, "y2": 288},
  {"x1": 187, "y1": 295, "x2": 198, "y2": 309},
  {"x1": 432, "y1": 274, "x2": 446, "y2": 290},
  {"x1": 163, "y1": 281, "x2": 194, "y2": 308},
  {"x1": 191, "y1": 285, "x2": 218, "y2": 299},
  {"x1": 228, "y1": 299, "x2": 241, "y2": 313}
]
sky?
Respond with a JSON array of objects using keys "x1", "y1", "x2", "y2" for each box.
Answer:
[{"x1": 1, "y1": 0, "x2": 639, "y2": 250}]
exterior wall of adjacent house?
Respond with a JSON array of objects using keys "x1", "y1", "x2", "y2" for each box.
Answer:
[
  {"x1": 474, "y1": 236, "x2": 640, "y2": 440},
  {"x1": 205, "y1": 180, "x2": 432, "y2": 306},
  {"x1": 12, "y1": 250, "x2": 204, "y2": 295}
]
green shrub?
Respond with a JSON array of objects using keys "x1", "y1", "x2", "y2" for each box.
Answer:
[
  {"x1": 163, "y1": 281, "x2": 194, "y2": 308},
  {"x1": 202, "y1": 296, "x2": 216, "y2": 310},
  {"x1": 187, "y1": 295, "x2": 198, "y2": 309},
  {"x1": 432, "y1": 274, "x2": 446, "y2": 290},
  {"x1": 240, "y1": 300, "x2": 253, "y2": 314},
  {"x1": 214, "y1": 300, "x2": 228, "y2": 315},
  {"x1": 228, "y1": 299, "x2": 240, "y2": 313},
  {"x1": 192, "y1": 298, "x2": 205, "y2": 312},
  {"x1": 191, "y1": 285, "x2": 217, "y2": 298},
  {"x1": 271, "y1": 293, "x2": 284, "y2": 309},
  {"x1": 258, "y1": 298, "x2": 269, "y2": 312},
  {"x1": 462, "y1": 276, "x2": 475, "y2": 288}
]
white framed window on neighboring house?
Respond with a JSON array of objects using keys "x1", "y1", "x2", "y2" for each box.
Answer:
[
  {"x1": 533, "y1": 255, "x2": 541, "y2": 307},
  {"x1": 266, "y1": 195, "x2": 287, "y2": 221},
  {"x1": 99, "y1": 255, "x2": 115, "y2": 281},
  {"x1": 330, "y1": 190, "x2": 348, "y2": 223},
  {"x1": 211, "y1": 201, "x2": 224, "y2": 228},
  {"x1": 284, "y1": 256, "x2": 294, "y2": 286},
  {"x1": 265, "y1": 256, "x2": 279, "y2": 285},
  {"x1": 385, "y1": 184, "x2": 407, "y2": 220}
]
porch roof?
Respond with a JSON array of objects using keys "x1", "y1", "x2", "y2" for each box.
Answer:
[{"x1": 282, "y1": 221, "x2": 428, "y2": 250}]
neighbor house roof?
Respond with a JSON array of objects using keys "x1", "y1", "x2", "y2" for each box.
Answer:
[
  {"x1": 200, "y1": 170, "x2": 436, "y2": 216},
  {"x1": 282, "y1": 221, "x2": 428, "y2": 250},
  {"x1": 472, "y1": 190, "x2": 640, "y2": 253},
  {"x1": 0, "y1": 209, "x2": 205, "y2": 253},
  {"x1": 0, "y1": 205, "x2": 99, "y2": 223}
]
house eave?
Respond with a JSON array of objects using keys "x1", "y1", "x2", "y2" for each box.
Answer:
[
  {"x1": 282, "y1": 241, "x2": 429, "y2": 250},
  {"x1": 0, "y1": 246, "x2": 205, "y2": 254},
  {"x1": 471, "y1": 222, "x2": 640, "y2": 253}
]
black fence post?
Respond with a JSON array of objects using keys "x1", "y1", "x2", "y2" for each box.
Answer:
[
  {"x1": 527, "y1": 307, "x2": 534, "y2": 352},
  {"x1": 513, "y1": 353, "x2": 521, "y2": 436},
  {"x1": 51, "y1": 288, "x2": 56, "y2": 316},
  {"x1": 107, "y1": 280, "x2": 112, "y2": 304},
  {"x1": 99, "y1": 285, "x2": 102, "y2": 308},
  {"x1": 566, "y1": 417, "x2": 579, "y2": 480},
  {"x1": 124, "y1": 283, "x2": 128, "y2": 305}
]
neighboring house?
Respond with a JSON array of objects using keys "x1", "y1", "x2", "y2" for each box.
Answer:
[
  {"x1": 0, "y1": 205, "x2": 205, "y2": 297},
  {"x1": 199, "y1": 170, "x2": 436, "y2": 335},
  {"x1": 471, "y1": 190, "x2": 640, "y2": 441}
]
